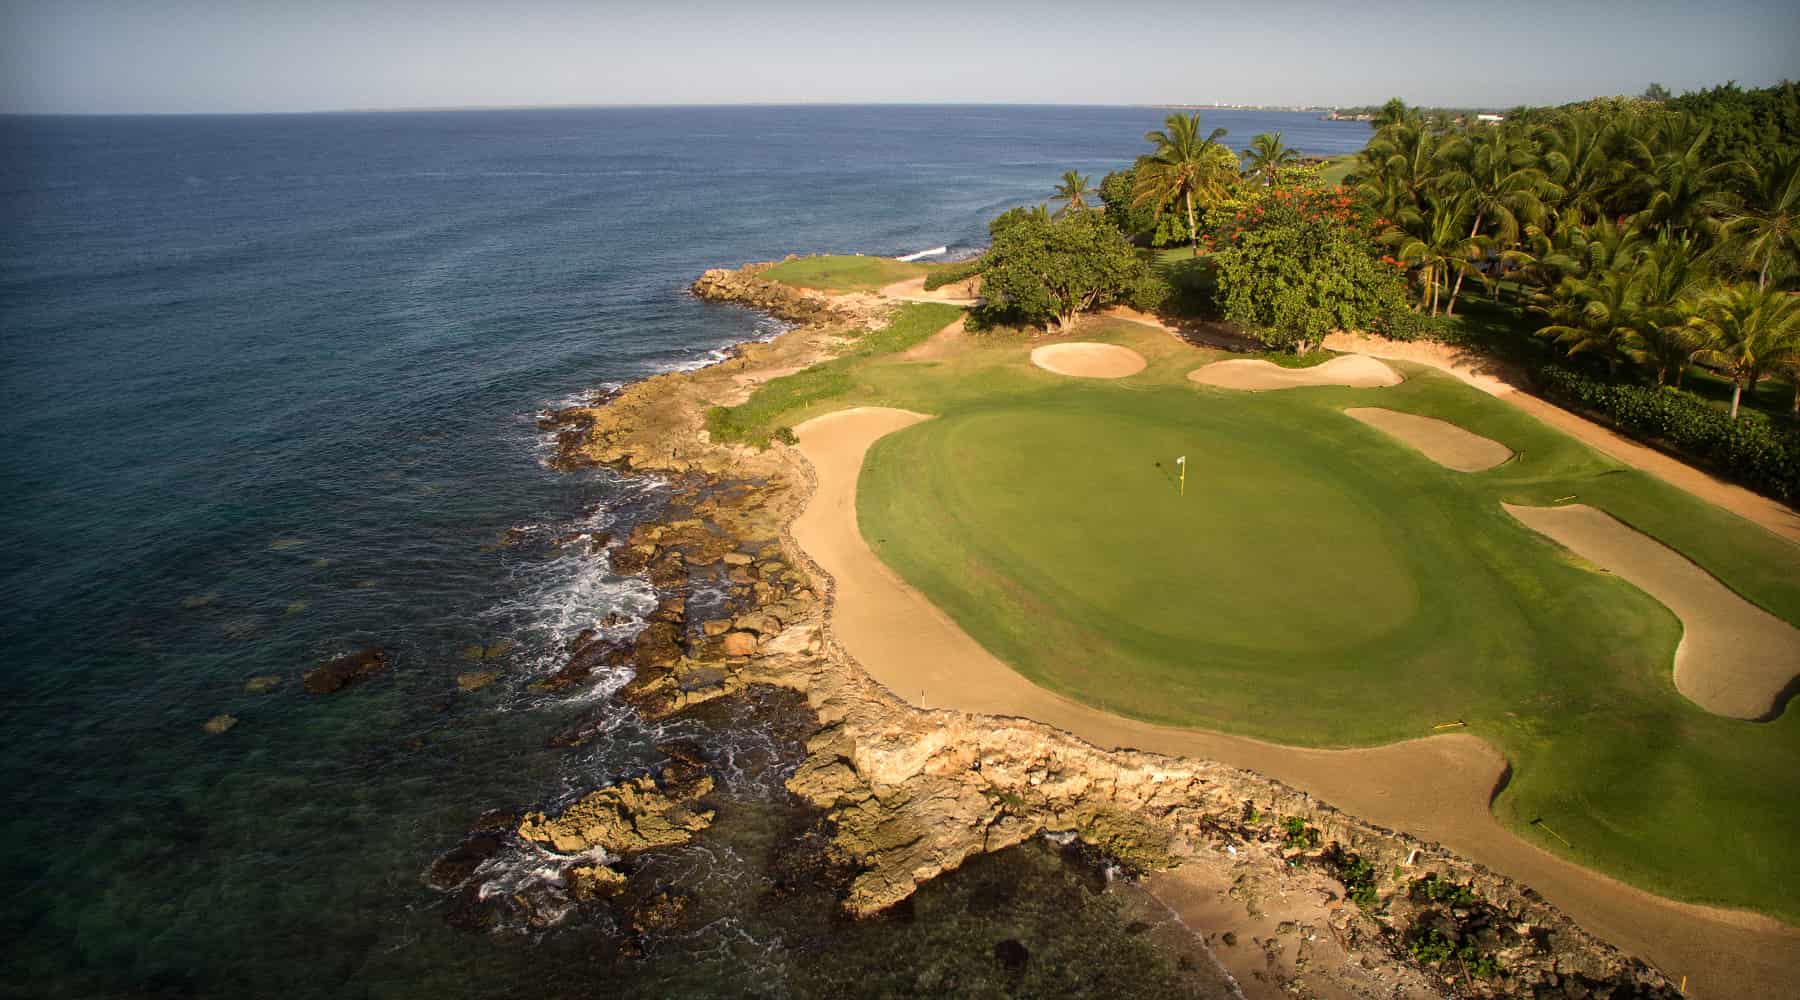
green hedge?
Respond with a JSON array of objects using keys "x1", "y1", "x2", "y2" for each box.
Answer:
[{"x1": 1535, "y1": 365, "x2": 1800, "y2": 500}]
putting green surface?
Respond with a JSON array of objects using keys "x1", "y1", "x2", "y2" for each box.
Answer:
[{"x1": 819, "y1": 320, "x2": 1800, "y2": 921}]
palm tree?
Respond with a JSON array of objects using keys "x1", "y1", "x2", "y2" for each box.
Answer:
[
  {"x1": 1539, "y1": 109, "x2": 1639, "y2": 223},
  {"x1": 1436, "y1": 125, "x2": 1559, "y2": 311},
  {"x1": 1688, "y1": 284, "x2": 1800, "y2": 419},
  {"x1": 1538, "y1": 263, "x2": 1646, "y2": 378},
  {"x1": 1354, "y1": 121, "x2": 1455, "y2": 227},
  {"x1": 1636, "y1": 119, "x2": 1740, "y2": 239},
  {"x1": 1388, "y1": 191, "x2": 1481, "y2": 316},
  {"x1": 1720, "y1": 148, "x2": 1800, "y2": 289},
  {"x1": 1242, "y1": 131, "x2": 1299, "y2": 181},
  {"x1": 1052, "y1": 170, "x2": 1095, "y2": 217},
  {"x1": 1132, "y1": 113, "x2": 1233, "y2": 256},
  {"x1": 1623, "y1": 233, "x2": 1707, "y2": 386}
]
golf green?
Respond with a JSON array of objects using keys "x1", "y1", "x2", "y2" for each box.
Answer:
[{"x1": 853, "y1": 358, "x2": 1800, "y2": 919}]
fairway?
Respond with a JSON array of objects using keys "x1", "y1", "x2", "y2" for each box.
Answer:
[{"x1": 806, "y1": 319, "x2": 1800, "y2": 920}]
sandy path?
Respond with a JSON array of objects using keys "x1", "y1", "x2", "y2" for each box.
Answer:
[
  {"x1": 1029, "y1": 342, "x2": 1147, "y2": 379},
  {"x1": 877, "y1": 276, "x2": 981, "y2": 305},
  {"x1": 1345, "y1": 407, "x2": 1514, "y2": 472},
  {"x1": 1325, "y1": 332, "x2": 1800, "y2": 545},
  {"x1": 791, "y1": 405, "x2": 1800, "y2": 999},
  {"x1": 1505, "y1": 503, "x2": 1800, "y2": 720},
  {"x1": 899, "y1": 314, "x2": 967, "y2": 361},
  {"x1": 1189, "y1": 354, "x2": 1402, "y2": 391}
]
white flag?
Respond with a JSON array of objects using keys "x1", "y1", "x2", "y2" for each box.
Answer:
[{"x1": 1176, "y1": 455, "x2": 1186, "y2": 464}]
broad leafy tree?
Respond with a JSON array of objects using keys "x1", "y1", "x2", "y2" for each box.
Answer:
[{"x1": 976, "y1": 210, "x2": 1152, "y2": 331}]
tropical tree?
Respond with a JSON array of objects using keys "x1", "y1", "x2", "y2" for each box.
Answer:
[
  {"x1": 1720, "y1": 148, "x2": 1800, "y2": 289},
  {"x1": 976, "y1": 210, "x2": 1152, "y2": 331},
  {"x1": 1623, "y1": 233, "x2": 1708, "y2": 385},
  {"x1": 1387, "y1": 191, "x2": 1481, "y2": 316},
  {"x1": 1133, "y1": 113, "x2": 1235, "y2": 256},
  {"x1": 1688, "y1": 284, "x2": 1800, "y2": 419},
  {"x1": 1538, "y1": 263, "x2": 1646, "y2": 377},
  {"x1": 1052, "y1": 170, "x2": 1096, "y2": 217},
  {"x1": 1636, "y1": 120, "x2": 1741, "y2": 238},
  {"x1": 1242, "y1": 132, "x2": 1300, "y2": 181},
  {"x1": 1437, "y1": 125, "x2": 1558, "y2": 307}
]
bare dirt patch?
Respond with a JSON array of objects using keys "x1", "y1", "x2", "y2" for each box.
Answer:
[
  {"x1": 1505, "y1": 502, "x2": 1800, "y2": 721},
  {"x1": 1029, "y1": 342, "x2": 1148, "y2": 379},
  {"x1": 792, "y1": 406, "x2": 1800, "y2": 999},
  {"x1": 1189, "y1": 354, "x2": 1401, "y2": 391},
  {"x1": 1345, "y1": 406, "x2": 1513, "y2": 472}
]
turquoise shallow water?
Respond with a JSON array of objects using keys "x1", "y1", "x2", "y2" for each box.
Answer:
[{"x1": 0, "y1": 105, "x2": 1368, "y2": 997}]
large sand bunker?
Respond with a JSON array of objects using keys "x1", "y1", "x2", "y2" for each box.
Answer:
[
  {"x1": 789, "y1": 405, "x2": 1800, "y2": 998},
  {"x1": 1029, "y1": 342, "x2": 1147, "y2": 379},
  {"x1": 1346, "y1": 407, "x2": 1513, "y2": 472},
  {"x1": 1188, "y1": 354, "x2": 1401, "y2": 391},
  {"x1": 1505, "y1": 503, "x2": 1800, "y2": 721}
]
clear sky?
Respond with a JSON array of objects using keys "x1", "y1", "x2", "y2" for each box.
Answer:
[{"x1": 2, "y1": 0, "x2": 1795, "y2": 114}]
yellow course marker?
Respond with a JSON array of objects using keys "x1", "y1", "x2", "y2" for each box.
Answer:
[
  {"x1": 1552, "y1": 495, "x2": 1576, "y2": 503},
  {"x1": 1432, "y1": 720, "x2": 1466, "y2": 730},
  {"x1": 1177, "y1": 455, "x2": 1187, "y2": 496}
]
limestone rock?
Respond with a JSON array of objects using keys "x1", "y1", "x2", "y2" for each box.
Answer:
[
  {"x1": 202, "y1": 714, "x2": 237, "y2": 735},
  {"x1": 303, "y1": 647, "x2": 389, "y2": 695}
]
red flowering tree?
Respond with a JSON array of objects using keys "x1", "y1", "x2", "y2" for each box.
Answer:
[{"x1": 1205, "y1": 178, "x2": 1411, "y2": 352}]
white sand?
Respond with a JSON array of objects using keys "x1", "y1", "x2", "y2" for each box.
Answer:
[
  {"x1": 1188, "y1": 354, "x2": 1402, "y2": 391},
  {"x1": 1029, "y1": 342, "x2": 1147, "y2": 378},
  {"x1": 1345, "y1": 407, "x2": 1513, "y2": 472},
  {"x1": 1505, "y1": 502, "x2": 1800, "y2": 720}
]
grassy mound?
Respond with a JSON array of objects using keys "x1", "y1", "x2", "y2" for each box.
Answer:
[
  {"x1": 759, "y1": 255, "x2": 930, "y2": 292},
  {"x1": 825, "y1": 318, "x2": 1800, "y2": 921}
]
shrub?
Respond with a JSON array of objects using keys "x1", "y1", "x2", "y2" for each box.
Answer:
[
  {"x1": 1535, "y1": 365, "x2": 1800, "y2": 499},
  {"x1": 1410, "y1": 873, "x2": 1479, "y2": 907},
  {"x1": 1207, "y1": 186, "x2": 1410, "y2": 353},
  {"x1": 1279, "y1": 816, "x2": 1320, "y2": 851},
  {"x1": 975, "y1": 210, "x2": 1152, "y2": 331}
]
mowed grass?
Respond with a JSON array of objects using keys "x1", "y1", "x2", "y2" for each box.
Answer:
[
  {"x1": 759, "y1": 254, "x2": 932, "y2": 292},
  {"x1": 797, "y1": 317, "x2": 1800, "y2": 921}
]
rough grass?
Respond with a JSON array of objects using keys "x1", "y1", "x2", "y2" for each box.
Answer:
[
  {"x1": 706, "y1": 302, "x2": 962, "y2": 446},
  {"x1": 1320, "y1": 154, "x2": 1358, "y2": 186},
  {"x1": 826, "y1": 317, "x2": 1800, "y2": 922},
  {"x1": 759, "y1": 255, "x2": 930, "y2": 292}
]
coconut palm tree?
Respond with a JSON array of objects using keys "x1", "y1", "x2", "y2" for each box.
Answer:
[
  {"x1": 1132, "y1": 113, "x2": 1233, "y2": 256},
  {"x1": 1436, "y1": 125, "x2": 1559, "y2": 311},
  {"x1": 1538, "y1": 109, "x2": 1639, "y2": 225},
  {"x1": 1636, "y1": 120, "x2": 1741, "y2": 239},
  {"x1": 1688, "y1": 284, "x2": 1800, "y2": 419},
  {"x1": 1623, "y1": 233, "x2": 1707, "y2": 386},
  {"x1": 1052, "y1": 170, "x2": 1095, "y2": 217},
  {"x1": 1354, "y1": 122, "x2": 1455, "y2": 226},
  {"x1": 1387, "y1": 191, "x2": 1481, "y2": 316},
  {"x1": 1720, "y1": 148, "x2": 1800, "y2": 289},
  {"x1": 1538, "y1": 263, "x2": 1646, "y2": 378},
  {"x1": 1242, "y1": 131, "x2": 1299, "y2": 181}
]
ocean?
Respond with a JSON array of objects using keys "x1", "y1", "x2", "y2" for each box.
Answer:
[{"x1": 0, "y1": 105, "x2": 1370, "y2": 998}]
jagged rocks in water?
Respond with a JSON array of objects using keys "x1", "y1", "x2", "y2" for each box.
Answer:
[
  {"x1": 427, "y1": 809, "x2": 519, "y2": 890},
  {"x1": 516, "y1": 765, "x2": 715, "y2": 855},
  {"x1": 567, "y1": 863, "x2": 628, "y2": 901},
  {"x1": 202, "y1": 714, "x2": 237, "y2": 735},
  {"x1": 243, "y1": 674, "x2": 281, "y2": 694},
  {"x1": 302, "y1": 647, "x2": 389, "y2": 694},
  {"x1": 456, "y1": 670, "x2": 499, "y2": 692},
  {"x1": 628, "y1": 891, "x2": 692, "y2": 935}
]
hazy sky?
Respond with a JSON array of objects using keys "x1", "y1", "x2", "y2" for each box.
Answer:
[{"x1": 2, "y1": 0, "x2": 1795, "y2": 114}]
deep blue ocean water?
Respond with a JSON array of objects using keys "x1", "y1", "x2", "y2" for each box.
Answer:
[{"x1": 0, "y1": 105, "x2": 1368, "y2": 998}]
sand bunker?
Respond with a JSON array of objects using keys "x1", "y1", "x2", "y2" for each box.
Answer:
[
  {"x1": 1345, "y1": 407, "x2": 1513, "y2": 472},
  {"x1": 1506, "y1": 503, "x2": 1800, "y2": 721},
  {"x1": 1188, "y1": 354, "x2": 1401, "y2": 391},
  {"x1": 790, "y1": 407, "x2": 1800, "y2": 995},
  {"x1": 1029, "y1": 342, "x2": 1147, "y2": 379}
]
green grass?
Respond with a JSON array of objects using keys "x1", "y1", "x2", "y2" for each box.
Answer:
[
  {"x1": 759, "y1": 255, "x2": 932, "y2": 292},
  {"x1": 1319, "y1": 154, "x2": 1358, "y2": 186},
  {"x1": 815, "y1": 318, "x2": 1800, "y2": 922},
  {"x1": 706, "y1": 302, "x2": 963, "y2": 445}
]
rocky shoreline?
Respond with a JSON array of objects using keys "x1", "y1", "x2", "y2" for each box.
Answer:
[{"x1": 432, "y1": 262, "x2": 1682, "y2": 998}]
